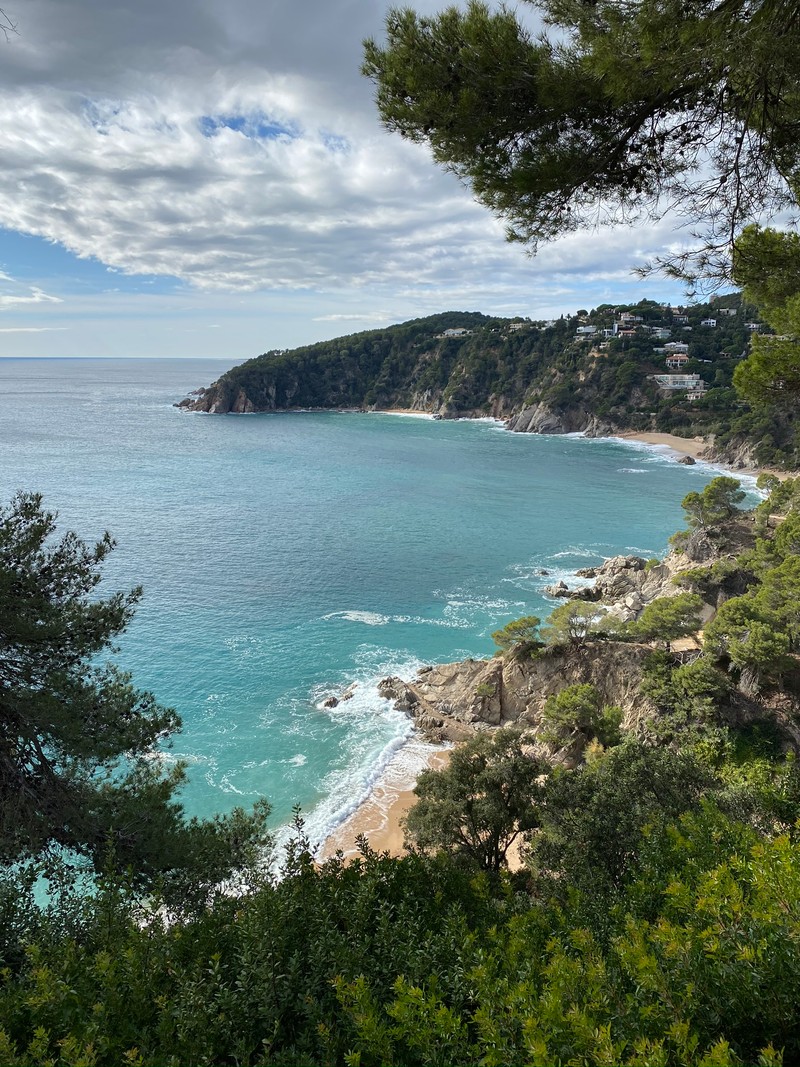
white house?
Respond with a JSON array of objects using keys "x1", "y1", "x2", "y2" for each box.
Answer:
[
  {"x1": 575, "y1": 325, "x2": 597, "y2": 336},
  {"x1": 442, "y1": 328, "x2": 471, "y2": 338},
  {"x1": 700, "y1": 318, "x2": 717, "y2": 327},
  {"x1": 719, "y1": 307, "x2": 737, "y2": 317},
  {"x1": 653, "y1": 373, "x2": 704, "y2": 390},
  {"x1": 745, "y1": 322, "x2": 763, "y2": 331},
  {"x1": 664, "y1": 341, "x2": 690, "y2": 353},
  {"x1": 665, "y1": 353, "x2": 690, "y2": 369}
]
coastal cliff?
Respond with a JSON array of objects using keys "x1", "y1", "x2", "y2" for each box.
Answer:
[
  {"x1": 179, "y1": 301, "x2": 798, "y2": 469},
  {"x1": 378, "y1": 641, "x2": 658, "y2": 743},
  {"x1": 377, "y1": 506, "x2": 800, "y2": 752}
]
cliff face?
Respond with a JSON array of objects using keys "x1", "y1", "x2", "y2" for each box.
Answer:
[
  {"x1": 377, "y1": 513, "x2": 775, "y2": 747},
  {"x1": 379, "y1": 641, "x2": 657, "y2": 744},
  {"x1": 504, "y1": 402, "x2": 614, "y2": 437}
]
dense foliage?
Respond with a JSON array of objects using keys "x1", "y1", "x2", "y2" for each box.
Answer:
[
  {"x1": 1, "y1": 480, "x2": 800, "y2": 1063},
  {"x1": 363, "y1": 0, "x2": 800, "y2": 286}
]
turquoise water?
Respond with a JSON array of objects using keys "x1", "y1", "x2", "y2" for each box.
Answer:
[{"x1": 0, "y1": 358, "x2": 755, "y2": 846}]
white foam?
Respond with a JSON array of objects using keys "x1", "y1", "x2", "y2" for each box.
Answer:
[
  {"x1": 322, "y1": 609, "x2": 393, "y2": 626},
  {"x1": 218, "y1": 774, "x2": 247, "y2": 796},
  {"x1": 605, "y1": 435, "x2": 763, "y2": 495},
  {"x1": 550, "y1": 546, "x2": 607, "y2": 560},
  {"x1": 322, "y1": 607, "x2": 478, "y2": 631},
  {"x1": 267, "y1": 651, "x2": 445, "y2": 862},
  {"x1": 377, "y1": 411, "x2": 435, "y2": 420}
]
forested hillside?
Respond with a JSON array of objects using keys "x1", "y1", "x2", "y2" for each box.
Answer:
[{"x1": 181, "y1": 297, "x2": 799, "y2": 470}]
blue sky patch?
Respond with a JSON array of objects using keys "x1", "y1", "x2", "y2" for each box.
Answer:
[
  {"x1": 0, "y1": 229, "x2": 179, "y2": 296},
  {"x1": 198, "y1": 113, "x2": 299, "y2": 141},
  {"x1": 321, "y1": 132, "x2": 350, "y2": 154}
]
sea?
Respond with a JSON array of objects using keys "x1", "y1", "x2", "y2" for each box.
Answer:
[{"x1": 0, "y1": 357, "x2": 759, "y2": 851}]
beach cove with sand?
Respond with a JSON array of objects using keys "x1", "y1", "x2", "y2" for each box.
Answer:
[{"x1": 0, "y1": 357, "x2": 762, "y2": 858}]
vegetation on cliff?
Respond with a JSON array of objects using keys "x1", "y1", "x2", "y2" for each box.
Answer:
[{"x1": 185, "y1": 296, "x2": 798, "y2": 469}]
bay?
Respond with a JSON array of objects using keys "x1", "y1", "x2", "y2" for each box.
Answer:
[{"x1": 0, "y1": 357, "x2": 752, "y2": 847}]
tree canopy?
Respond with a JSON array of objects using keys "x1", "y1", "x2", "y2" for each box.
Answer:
[
  {"x1": 0, "y1": 493, "x2": 269, "y2": 895},
  {"x1": 363, "y1": 1, "x2": 800, "y2": 285},
  {"x1": 403, "y1": 728, "x2": 547, "y2": 871},
  {"x1": 681, "y1": 476, "x2": 747, "y2": 529}
]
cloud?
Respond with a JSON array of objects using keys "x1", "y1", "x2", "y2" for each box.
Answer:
[
  {"x1": 0, "y1": 285, "x2": 63, "y2": 309},
  {"x1": 0, "y1": 326, "x2": 67, "y2": 332},
  {"x1": 313, "y1": 312, "x2": 394, "y2": 324},
  {"x1": 0, "y1": 0, "x2": 689, "y2": 310}
]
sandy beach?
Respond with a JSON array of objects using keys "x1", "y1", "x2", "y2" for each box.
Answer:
[
  {"x1": 615, "y1": 430, "x2": 709, "y2": 459},
  {"x1": 617, "y1": 429, "x2": 792, "y2": 481},
  {"x1": 319, "y1": 749, "x2": 450, "y2": 861}
]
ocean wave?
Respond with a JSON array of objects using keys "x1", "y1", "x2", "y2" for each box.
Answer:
[
  {"x1": 378, "y1": 411, "x2": 435, "y2": 420},
  {"x1": 617, "y1": 467, "x2": 648, "y2": 474},
  {"x1": 266, "y1": 653, "x2": 438, "y2": 858},
  {"x1": 549, "y1": 546, "x2": 607, "y2": 560},
  {"x1": 322, "y1": 609, "x2": 393, "y2": 626},
  {"x1": 322, "y1": 607, "x2": 486, "y2": 631},
  {"x1": 303, "y1": 733, "x2": 451, "y2": 859},
  {"x1": 215, "y1": 773, "x2": 247, "y2": 796}
]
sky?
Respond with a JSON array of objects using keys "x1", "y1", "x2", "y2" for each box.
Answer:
[{"x1": 0, "y1": 0, "x2": 696, "y2": 359}]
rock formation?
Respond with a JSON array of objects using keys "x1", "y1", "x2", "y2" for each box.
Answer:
[
  {"x1": 378, "y1": 514, "x2": 766, "y2": 746},
  {"x1": 379, "y1": 642, "x2": 656, "y2": 744}
]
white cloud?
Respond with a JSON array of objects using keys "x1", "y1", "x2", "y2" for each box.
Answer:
[
  {"x1": 0, "y1": 0, "x2": 691, "y2": 316},
  {"x1": 0, "y1": 285, "x2": 63, "y2": 308},
  {"x1": 0, "y1": 326, "x2": 67, "y2": 332},
  {"x1": 313, "y1": 312, "x2": 395, "y2": 324}
]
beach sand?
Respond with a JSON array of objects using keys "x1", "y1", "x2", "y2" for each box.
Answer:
[
  {"x1": 616, "y1": 430, "x2": 708, "y2": 459},
  {"x1": 617, "y1": 430, "x2": 791, "y2": 481},
  {"x1": 319, "y1": 749, "x2": 451, "y2": 861}
]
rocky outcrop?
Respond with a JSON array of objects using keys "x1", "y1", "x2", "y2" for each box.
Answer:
[
  {"x1": 377, "y1": 515, "x2": 762, "y2": 744},
  {"x1": 379, "y1": 642, "x2": 657, "y2": 744},
  {"x1": 504, "y1": 402, "x2": 614, "y2": 437},
  {"x1": 563, "y1": 519, "x2": 754, "y2": 622},
  {"x1": 703, "y1": 434, "x2": 760, "y2": 471},
  {"x1": 569, "y1": 554, "x2": 692, "y2": 622}
]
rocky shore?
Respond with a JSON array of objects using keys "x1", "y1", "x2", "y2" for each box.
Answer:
[{"x1": 374, "y1": 521, "x2": 729, "y2": 743}]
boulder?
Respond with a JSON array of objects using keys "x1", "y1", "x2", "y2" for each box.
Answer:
[{"x1": 543, "y1": 580, "x2": 569, "y2": 597}]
